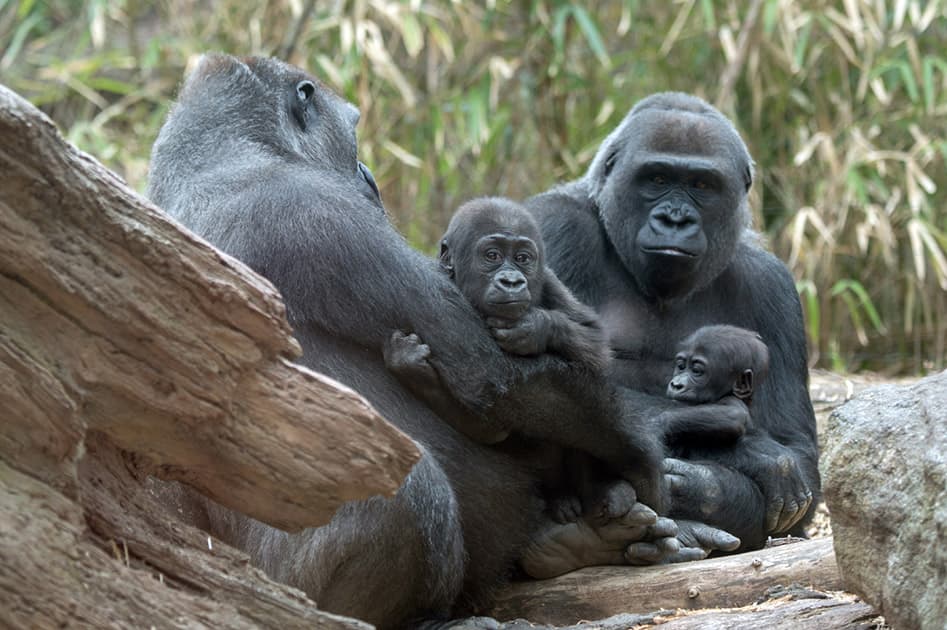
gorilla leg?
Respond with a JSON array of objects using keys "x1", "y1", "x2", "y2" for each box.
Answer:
[{"x1": 206, "y1": 451, "x2": 464, "y2": 628}]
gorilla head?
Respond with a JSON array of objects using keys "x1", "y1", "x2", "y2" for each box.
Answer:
[
  {"x1": 667, "y1": 324, "x2": 770, "y2": 405},
  {"x1": 585, "y1": 93, "x2": 754, "y2": 301},
  {"x1": 149, "y1": 54, "x2": 379, "y2": 216},
  {"x1": 439, "y1": 197, "x2": 547, "y2": 322}
]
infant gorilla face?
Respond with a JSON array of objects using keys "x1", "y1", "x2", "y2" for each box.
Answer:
[
  {"x1": 470, "y1": 232, "x2": 540, "y2": 321},
  {"x1": 440, "y1": 197, "x2": 548, "y2": 323}
]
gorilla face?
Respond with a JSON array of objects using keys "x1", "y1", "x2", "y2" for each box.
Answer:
[
  {"x1": 440, "y1": 198, "x2": 547, "y2": 322},
  {"x1": 591, "y1": 93, "x2": 753, "y2": 301}
]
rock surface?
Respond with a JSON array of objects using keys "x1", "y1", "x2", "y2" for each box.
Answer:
[{"x1": 822, "y1": 369, "x2": 947, "y2": 630}]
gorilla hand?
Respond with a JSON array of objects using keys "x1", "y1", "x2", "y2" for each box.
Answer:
[
  {"x1": 383, "y1": 331, "x2": 439, "y2": 384},
  {"x1": 663, "y1": 457, "x2": 728, "y2": 519},
  {"x1": 486, "y1": 309, "x2": 553, "y2": 356},
  {"x1": 749, "y1": 446, "x2": 814, "y2": 534}
]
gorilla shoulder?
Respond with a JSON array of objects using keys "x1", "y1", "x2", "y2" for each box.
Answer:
[{"x1": 524, "y1": 180, "x2": 614, "y2": 307}]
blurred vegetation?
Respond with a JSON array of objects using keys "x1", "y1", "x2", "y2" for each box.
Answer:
[{"x1": 1, "y1": 0, "x2": 945, "y2": 374}]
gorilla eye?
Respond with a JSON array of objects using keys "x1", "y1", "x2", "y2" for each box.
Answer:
[
  {"x1": 514, "y1": 252, "x2": 533, "y2": 265},
  {"x1": 296, "y1": 80, "x2": 316, "y2": 102},
  {"x1": 484, "y1": 249, "x2": 501, "y2": 263},
  {"x1": 691, "y1": 362, "x2": 705, "y2": 376},
  {"x1": 652, "y1": 174, "x2": 667, "y2": 185},
  {"x1": 603, "y1": 151, "x2": 618, "y2": 177},
  {"x1": 694, "y1": 179, "x2": 709, "y2": 190}
]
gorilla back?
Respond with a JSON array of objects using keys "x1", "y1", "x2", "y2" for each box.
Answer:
[{"x1": 148, "y1": 54, "x2": 546, "y2": 627}]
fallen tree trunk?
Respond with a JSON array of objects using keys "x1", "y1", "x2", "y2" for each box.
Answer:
[
  {"x1": 491, "y1": 537, "x2": 842, "y2": 625},
  {"x1": 0, "y1": 82, "x2": 418, "y2": 532},
  {"x1": 0, "y1": 82, "x2": 420, "y2": 627}
]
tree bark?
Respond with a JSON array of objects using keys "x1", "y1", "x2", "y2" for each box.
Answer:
[
  {"x1": 0, "y1": 82, "x2": 421, "y2": 627},
  {"x1": 0, "y1": 83, "x2": 419, "y2": 532},
  {"x1": 491, "y1": 537, "x2": 843, "y2": 625}
]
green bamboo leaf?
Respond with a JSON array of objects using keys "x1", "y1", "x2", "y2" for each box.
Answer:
[
  {"x1": 17, "y1": 0, "x2": 39, "y2": 20},
  {"x1": 551, "y1": 5, "x2": 569, "y2": 55},
  {"x1": 571, "y1": 6, "x2": 610, "y2": 68},
  {"x1": 793, "y1": 18, "x2": 812, "y2": 70},
  {"x1": 831, "y1": 280, "x2": 886, "y2": 334},
  {"x1": 400, "y1": 13, "x2": 424, "y2": 59},
  {"x1": 87, "y1": 76, "x2": 136, "y2": 95},
  {"x1": 897, "y1": 60, "x2": 919, "y2": 103},
  {"x1": 1, "y1": 12, "x2": 42, "y2": 68},
  {"x1": 796, "y1": 280, "x2": 821, "y2": 348},
  {"x1": 699, "y1": 0, "x2": 716, "y2": 30},
  {"x1": 762, "y1": 0, "x2": 779, "y2": 35},
  {"x1": 923, "y1": 55, "x2": 935, "y2": 113}
]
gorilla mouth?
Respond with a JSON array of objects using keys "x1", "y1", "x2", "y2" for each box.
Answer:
[{"x1": 643, "y1": 247, "x2": 697, "y2": 258}]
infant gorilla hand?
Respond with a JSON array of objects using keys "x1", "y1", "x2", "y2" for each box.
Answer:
[
  {"x1": 383, "y1": 331, "x2": 439, "y2": 381},
  {"x1": 486, "y1": 310, "x2": 552, "y2": 356}
]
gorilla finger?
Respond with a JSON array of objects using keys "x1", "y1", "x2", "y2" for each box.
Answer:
[
  {"x1": 624, "y1": 542, "x2": 665, "y2": 565},
  {"x1": 662, "y1": 457, "x2": 695, "y2": 475},
  {"x1": 706, "y1": 529, "x2": 741, "y2": 551},
  {"x1": 649, "y1": 517, "x2": 679, "y2": 539},
  {"x1": 661, "y1": 547, "x2": 709, "y2": 564},
  {"x1": 780, "y1": 499, "x2": 799, "y2": 526},
  {"x1": 621, "y1": 502, "x2": 658, "y2": 526},
  {"x1": 655, "y1": 536, "x2": 681, "y2": 554},
  {"x1": 765, "y1": 497, "x2": 784, "y2": 533}
]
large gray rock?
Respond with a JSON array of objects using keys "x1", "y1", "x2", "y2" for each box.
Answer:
[{"x1": 822, "y1": 370, "x2": 947, "y2": 630}]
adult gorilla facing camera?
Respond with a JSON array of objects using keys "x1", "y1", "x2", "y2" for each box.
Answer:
[
  {"x1": 147, "y1": 55, "x2": 718, "y2": 628},
  {"x1": 524, "y1": 92, "x2": 820, "y2": 551}
]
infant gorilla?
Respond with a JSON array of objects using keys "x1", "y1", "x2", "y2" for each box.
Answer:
[
  {"x1": 385, "y1": 197, "x2": 655, "y2": 522},
  {"x1": 660, "y1": 324, "x2": 770, "y2": 455}
]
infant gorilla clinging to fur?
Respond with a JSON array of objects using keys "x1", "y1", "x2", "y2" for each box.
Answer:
[{"x1": 384, "y1": 196, "x2": 661, "y2": 523}]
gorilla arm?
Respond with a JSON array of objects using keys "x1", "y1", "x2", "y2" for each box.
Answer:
[{"x1": 235, "y1": 175, "x2": 659, "y2": 478}]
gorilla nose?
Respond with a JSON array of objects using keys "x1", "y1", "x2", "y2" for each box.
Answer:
[{"x1": 497, "y1": 272, "x2": 526, "y2": 290}]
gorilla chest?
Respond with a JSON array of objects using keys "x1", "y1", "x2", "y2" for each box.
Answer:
[{"x1": 599, "y1": 296, "x2": 705, "y2": 393}]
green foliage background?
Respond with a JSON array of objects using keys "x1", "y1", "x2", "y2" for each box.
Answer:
[{"x1": 2, "y1": 0, "x2": 945, "y2": 373}]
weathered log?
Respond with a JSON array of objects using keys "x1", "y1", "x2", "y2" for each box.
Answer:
[
  {"x1": 491, "y1": 537, "x2": 842, "y2": 625},
  {"x1": 0, "y1": 456, "x2": 369, "y2": 629},
  {"x1": 0, "y1": 82, "x2": 419, "y2": 532}
]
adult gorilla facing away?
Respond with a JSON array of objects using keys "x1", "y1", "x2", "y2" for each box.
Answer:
[
  {"x1": 148, "y1": 55, "x2": 726, "y2": 628},
  {"x1": 524, "y1": 93, "x2": 820, "y2": 551}
]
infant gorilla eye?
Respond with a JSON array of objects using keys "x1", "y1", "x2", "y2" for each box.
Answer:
[
  {"x1": 514, "y1": 251, "x2": 533, "y2": 264},
  {"x1": 484, "y1": 249, "x2": 501, "y2": 262}
]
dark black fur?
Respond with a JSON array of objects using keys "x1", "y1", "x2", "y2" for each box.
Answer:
[
  {"x1": 384, "y1": 197, "x2": 662, "y2": 523},
  {"x1": 662, "y1": 324, "x2": 770, "y2": 446},
  {"x1": 147, "y1": 55, "x2": 667, "y2": 627},
  {"x1": 524, "y1": 92, "x2": 820, "y2": 548}
]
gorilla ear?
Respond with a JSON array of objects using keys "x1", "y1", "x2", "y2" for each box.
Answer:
[
  {"x1": 438, "y1": 240, "x2": 454, "y2": 279},
  {"x1": 744, "y1": 163, "x2": 755, "y2": 193},
  {"x1": 733, "y1": 369, "x2": 754, "y2": 400}
]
